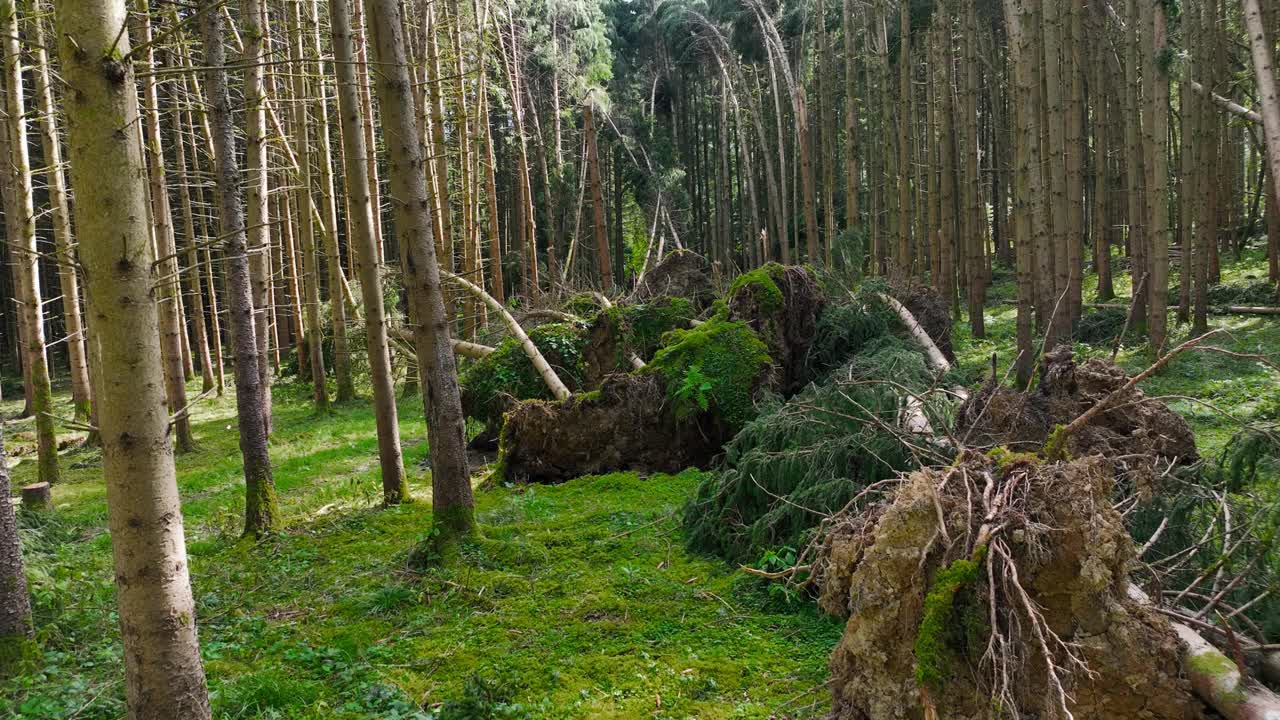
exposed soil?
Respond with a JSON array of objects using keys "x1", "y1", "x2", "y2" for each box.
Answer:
[
  {"x1": 632, "y1": 249, "x2": 715, "y2": 309},
  {"x1": 814, "y1": 453, "x2": 1203, "y2": 720}
]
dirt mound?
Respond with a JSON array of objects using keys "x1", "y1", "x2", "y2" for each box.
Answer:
[
  {"x1": 726, "y1": 264, "x2": 826, "y2": 395},
  {"x1": 814, "y1": 452, "x2": 1202, "y2": 720},
  {"x1": 957, "y1": 345, "x2": 1198, "y2": 465},
  {"x1": 893, "y1": 284, "x2": 954, "y2": 362},
  {"x1": 633, "y1": 250, "x2": 715, "y2": 309},
  {"x1": 494, "y1": 374, "x2": 726, "y2": 483}
]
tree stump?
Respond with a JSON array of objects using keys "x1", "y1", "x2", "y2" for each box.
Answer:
[{"x1": 20, "y1": 482, "x2": 51, "y2": 512}]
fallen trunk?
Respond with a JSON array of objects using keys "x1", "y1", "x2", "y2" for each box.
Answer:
[
  {"x1": 441, "y1": 269, "x2": 570, "y2": 400},
  {"x1": 1128, "y1": 585, "x2": 1280, "y2": 720}
]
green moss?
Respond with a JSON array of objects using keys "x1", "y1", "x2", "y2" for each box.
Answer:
[
  {"x1": 645, "y1": 318, "x2": 773, "y2": 430},
  {"x1": 728, "y1": 263, "x2": 787, "y2": 314},
  {"x1": 600, "y1": 297, "x2": 696, "y2": 370},
  {"x1": 460, "y1": 322, "x2": 587, "y2": 430},
  {"x1": 914, "y1": 547, "x2": 986, "y2": 690},
  {"x1": 0, "y1": 633, "x2": 35, "y2": 678},
  {"x1": 1041, "y1": 424, "x2": 1072, "y2": 462},
  {"x1": 986, "y1": 446, "x2": 1042, "y2": 472},
  {"x1": 1185, "y1": 651, "x2": 1248, "y2": 703}
]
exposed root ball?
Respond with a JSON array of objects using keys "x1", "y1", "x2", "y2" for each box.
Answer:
[
  {"x1": 893, "y1": 284, "x2": 954, "y2": 362},
  {"x1": 581, "y1": 297, "x2": 696, "y2": 387},
  {"x1": 494, "y1": 374, "x2": 725, "y2": 483},
  {"x1": 633, "y1": 249, "x2": 715, "y2": 309},
  {"x1": 814, "y1": 452, "x2": 1202, "y2": 720},
  {"x1": 958, "y1": 346, "x2": 1199, "y2": 464},
  {"x1": 727, "y1": 263, "x2": 826, "y2": 395}
]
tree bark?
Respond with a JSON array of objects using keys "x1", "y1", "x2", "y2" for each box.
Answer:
[
  {"x1": 199, "y1": 0, "x2": 280, "y2": 537},
  {"x1": 30, "y1": 0, "x2": 92, "y2": 423},
  {"x1": 132, "y1": 1, "x2": 195, "y2": 452},
  {"x1": 584, "y1": 102, "x2": 613, "y2": 292},
  {"x1": 242, "y1": 0, "x2": 275, "y2": 427},
  {"x1": 364, "y1": 0, "x2": 476, "y2": 543},
  {"x1": 288, "y1": 3, "x2": 329, "y2": 411},
  {"x1": 1243, "y1": 0, "x2": 1280, "y2": 219},
  {"x1": 310, "y1": 0, "x2": 355, "y2": 401},
  {"x1": 56, "y1": 0, "x2": 210, "y2": 711},
  {"x1": 0, "y1": 0, "x2": 59, "y2": 486},
  {"x1": 1144, "y1": 0, "x2": 1170, "y2": 353},
  {"x1": 330, "y1": 0, "x2": 408, "y2": 504},
  {"x1": 0, "y1": 427, "x2": 32, "y2": 674}
]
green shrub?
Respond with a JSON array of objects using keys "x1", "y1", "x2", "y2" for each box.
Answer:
[{"x1": 1075, "y1": 307, "x2": 1128, "y2": 345}]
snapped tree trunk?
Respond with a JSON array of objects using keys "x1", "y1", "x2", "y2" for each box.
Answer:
[{"x1": 56, "y1": 0, "x2": 210, "y2": 712}]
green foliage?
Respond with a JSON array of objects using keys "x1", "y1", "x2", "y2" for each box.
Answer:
[
  {"x1": 459, "y1": 323, "x2": 587, "y2": 430},
  {"x1": 600, "y1": 297, "x2": 696, "y2": 370},
  {"x1": 683, "y1": 335, "x2": 940, "y2": 564},
  {"x1": 1205, "y1": 281, "x2": 1280, "y2": 307},
  {"x1": 914, "y1": 549, "x2": 986, "y2": 690},
  {"x1": 805, "y1": 299, "x2": 896, "y2": 380},
  {"x1": 1074, "y1": 307, "x2": 1128, "y2": 345},
  {"x1": 1213, "y1": 425, "x2": 1280, "y2": 491},
  {"x1": 437, "y1": 673, "x2": 527, "y2": 719},
  {"x1": 645, "y1": 317, "x2": 772, "y2": 429}
]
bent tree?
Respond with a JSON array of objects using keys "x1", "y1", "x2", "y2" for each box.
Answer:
[
  {"x1": 54, "y1": 0, "x2": 210, "y2": 715},
  {"x1": 364, "y1": 0, "x2": 476, "y2": 543}
]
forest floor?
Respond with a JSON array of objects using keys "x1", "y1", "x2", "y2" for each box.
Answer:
[
  {"x1": 3, "y1": 385, "x2": 839, "y2": 719},
  {"x1": 3, "y1": 246, "x2": 1277, "y2": 719}
]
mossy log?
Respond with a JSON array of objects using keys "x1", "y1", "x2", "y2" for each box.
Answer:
[{"x1": 1128, "y1": 585, "x2": 1280, "y2": 720}]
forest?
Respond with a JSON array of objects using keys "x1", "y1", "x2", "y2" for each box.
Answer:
[{"x1": 1, "y1": 0, "x2": 1280, "y2": 716}]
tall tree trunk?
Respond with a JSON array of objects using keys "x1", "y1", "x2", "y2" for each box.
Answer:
[
  {"x1": 1005, "y1": 0, "x2": 1035, "y2": 386},
  {"x1": 133, "y1": 2, "x2": 194, "y2": 452},
  {"x1": 584, "y1": 102, "x2": 613, "y2": 292},
  {"x1": 330, "y1": 0, "x2": 407, "y2": 503},
  {"x1": 895, "y1": 0, "x2": 912, "y2": 280},
  {"x1": 30, "y1": 0, "x2": 92, "y2": 422},
  {"x1": 963, "y1": 0, "x2": 985, "y2": 338},
  {"x1": 56, "y1": 0, "x2": 210, "y2": 713},
  {"x1": 173, "y1": 72, "x2": 216, "y2": 393},
  {"x1": 0, "y1": 1, "x2": 59, "y2": 486},
  {"x1": 1041, "y1": 0, "x2": 1069, "y2": 345},
  {"x1": 1125, "y1": 0, "x2": 1148, "y2": 333},
  {"x1": 290, "y1": 2, "x2": 330, "y2": 411},
  {"x1": 364, "y1": 0, "x2": 476, "y2": 544},
  {"x1": 1065, "y1": 0, "x2": 1085, "y2": 325},
  {"x1": 842, "y1": 0, "x2": 860, "y2": 242},
  {"x1": 242, "y1": 0, "x2": 275, "y2": 427},
  {"x1": 1144, "y1": 0, "x2": 1170, "y2": 353},
  {"x1": 1243, "y1": 0, "x2": 1280, "y2": 218},
  {"x1": 200, "y1": 0, "x2": 281, "y2": 537},
  {"x1": 310, "y1": 0, "x2": 355, "y2": 401}
]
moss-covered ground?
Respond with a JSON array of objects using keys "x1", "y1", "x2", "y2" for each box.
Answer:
[{"x1": 2, "y1": 383, "x2": 839, "y2": 719}]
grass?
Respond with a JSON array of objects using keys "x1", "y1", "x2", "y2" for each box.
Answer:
[
  {"x1": 2, "y1": 380, "x2": 840, "y2": 719},
  {"x1": 951, "y1": 242, "x2": 1280, "y2": 459}
]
